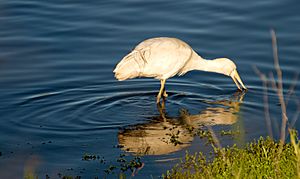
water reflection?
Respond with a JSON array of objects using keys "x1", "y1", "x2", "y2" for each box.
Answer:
[
  {"x1": 118, "y1": 91, "x2": 245, "y2": 155},
  {"x1": 179, "y1": 91, "x2": 245, "y2": 127}
]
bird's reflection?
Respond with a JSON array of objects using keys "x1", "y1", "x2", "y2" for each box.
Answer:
[
  {"x1": 118, "y1": 91, "x2": 245, "y2": 155},
  {"x1": 179, "y1": 91, "x2": 245, "y2": 127}
]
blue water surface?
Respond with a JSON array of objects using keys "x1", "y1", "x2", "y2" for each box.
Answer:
[{"x1": 0, "y1": 0, "x2": 299, "y2": 178}]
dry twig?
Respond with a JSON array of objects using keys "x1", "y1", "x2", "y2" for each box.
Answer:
[
  {"x1": 270, "y1": 29, "x2": 288, "y2": 147},
  {"x1": 253, "y1": 65, "x2": 273, "y2": 138}
]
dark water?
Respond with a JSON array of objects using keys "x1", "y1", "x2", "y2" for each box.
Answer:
[{"x1": 0, "y1": 0, "x2": 300, "y2": 178}]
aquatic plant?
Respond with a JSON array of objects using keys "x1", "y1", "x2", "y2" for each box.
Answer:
[{"x1": 163, "y1": 132, "x2": 299, "y2": 179}]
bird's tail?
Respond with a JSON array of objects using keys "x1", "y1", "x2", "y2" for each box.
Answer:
[{"x1": 113, "y1": 51, "x2": 143, "y2": 81}]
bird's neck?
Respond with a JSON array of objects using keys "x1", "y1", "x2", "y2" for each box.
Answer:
[{"x1": 193, "y1": 57, "x2": 226, "y2": 75}]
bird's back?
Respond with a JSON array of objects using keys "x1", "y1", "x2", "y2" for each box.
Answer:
[{"x1": 114, "y1": 37, "x2": 196, "y2": 80}]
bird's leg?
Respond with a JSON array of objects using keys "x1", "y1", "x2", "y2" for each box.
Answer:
[
  {"x1": 157, "y1": 79, "x2": 166, "y2": 103},
  {"x1": 156, "y1": 99, "x2": 167, "y2": 121}
]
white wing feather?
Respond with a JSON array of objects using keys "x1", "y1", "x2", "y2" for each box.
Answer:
[{"x1": 114, "y1": 37, "x2": 194, "y2": 80}]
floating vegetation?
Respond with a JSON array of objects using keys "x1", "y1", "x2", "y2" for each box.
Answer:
[
  {"x1": 114, "y1": 144, "x2": 125, "y2": 148},
  {"x1": 81, "y1": 153, "x2": 143, "y2": 177},
  {"x1": 193, "y1": 128, "x2": 215, "y2": 145},
  {"x1": 104, "y1": 154, "x2": 143, "y2": 177},
  {"x1": 220, "y1": 129, "x2": 241, "y2": 136},
  {"x1": 82, "y1": 153, "x2": 104, "y2": 162},
  {"x1": 164, "y1": 130, "x2": 183, "y2": 146},
  {"x1": 61, "y1": 176, "x2": 81, "y2": 179}
]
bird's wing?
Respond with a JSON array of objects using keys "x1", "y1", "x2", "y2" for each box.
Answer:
[
  {"x1": 138, "y1": 38, "x2": 194, "y2": 79},
  {"x1": 159, "y1": 46, "x2": 193, "y2": 79}
]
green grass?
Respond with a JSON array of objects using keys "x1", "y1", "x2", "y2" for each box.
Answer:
[{"x1": 163, "y1": 131, "x2": 300, "y2": 179}]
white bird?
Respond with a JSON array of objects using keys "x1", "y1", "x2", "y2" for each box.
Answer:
[{"x1": 113, "y1": 37, "x2": 247, "y2": 103}]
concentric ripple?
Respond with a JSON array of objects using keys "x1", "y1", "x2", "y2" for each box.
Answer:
[{"x1": 6, "y1": 77, "x2": 246, "y2": 136}]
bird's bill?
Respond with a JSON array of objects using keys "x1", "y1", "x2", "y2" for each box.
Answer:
[{"x1": 230, "y1": 69, "x2": 247, "y2": 90}]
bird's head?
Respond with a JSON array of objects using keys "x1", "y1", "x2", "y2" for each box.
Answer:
[{"x1": 213, "y1": 58, "x2": 247, "y2": 90}]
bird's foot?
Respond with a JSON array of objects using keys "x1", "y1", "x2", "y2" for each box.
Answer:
[{"x1": 163, "y1": 91, "x2": 168, "y2": 98}]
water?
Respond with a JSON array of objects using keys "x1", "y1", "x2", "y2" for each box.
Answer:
[{"x1": 0, "y1": 0, "x2": 299, "y2": 178}]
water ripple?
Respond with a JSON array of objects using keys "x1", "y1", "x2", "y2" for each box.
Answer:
[{"x1": 0, "y1": 0, "x2": 300, "y2": 177}]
